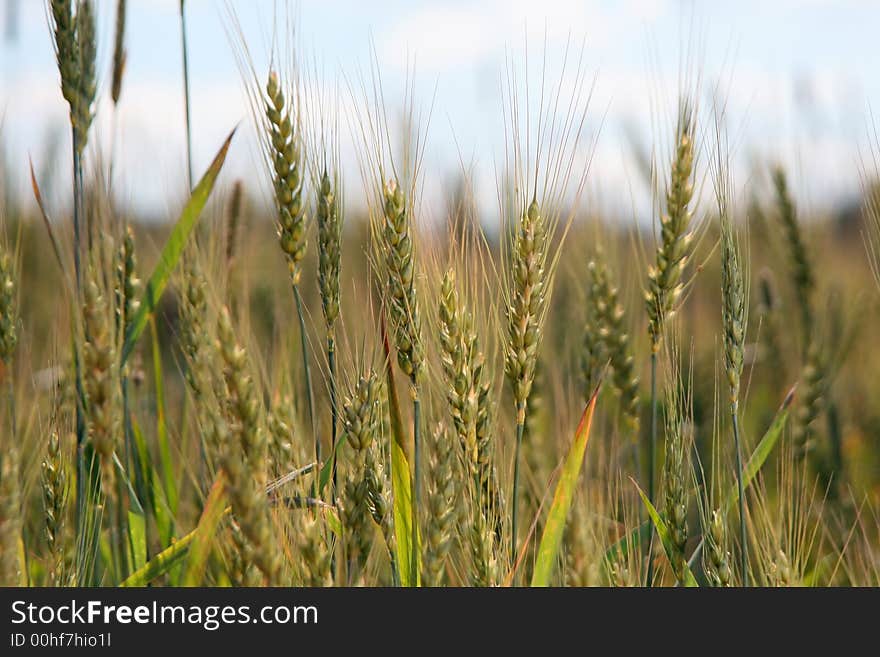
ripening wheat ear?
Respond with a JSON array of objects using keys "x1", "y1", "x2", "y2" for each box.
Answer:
[
  {"x1": 82, "y1": 268, "x2": 120, "y2": 495},
  {"x1": 50, "y1": 0, "x2": 96, "y2": 293},
  {"x1": 50, "y1": 1, "x2": 79, "y2": 116},
  {"x1": 261, "y1": 67, "x2": 317, "y2": 466},
  {"x1": 215, "y1": 306, "x2": 280, "y2": 585},
  {"x1": 581, "y1": 254, "x2": 640, "y2": 441},
  {"x1": 662, "y1": 356, "x2": 691, "y2": 585},
  {"x1": 644, "y1": 99, "x2": 698, "y2": 585},
  {"x1": 646, "y1": 101, "x2": 698, "y2": 350},
  {"x1": 315, "y1": 163, "x2": 342, "y2": 507},
  {"x1": 499, "y1": 43, "x2": 595, "y2": 566},
  {"x1": 341, "y1": 370, "x2": 381, "y2": 577},
  {"x1": 111, "y1": 0, "x2": 127, "y2": 106},
  {"x1": 423, "y1": 422, "x2": 456, "y2": 586},
  {"x1": 114, "y1": 226, "x2": 140, "y2": 341},
  {"x1": 42, "y1": 432, "x2": 69, "y2": 586},
  {"x1": 771, "y1": 167, "x2": 814, "y2": 349},
  {"x1": 380, "y1": 178, "x2": 424, "y2": 386},
  {"x1": 704, "y1": 509, "x2": 732, "y2": 587},
  {"x1": 371, "y1": 170, "x2": 425, "y2": 583},
  {"x1": 266, "y1": 70, "x2": 307, "y2": 284},
  {"x1": 0, "y1": 247, "x2": 18, "y2": 366},
  {"x1": 720, "y1": 208, "x2": 750, "y2": 586},
  {"x1": 51, "y1": 0, "x2": 96, "y2": 151}
]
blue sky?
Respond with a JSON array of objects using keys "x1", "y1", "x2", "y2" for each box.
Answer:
[{"x1": 2, "y1": 0, "x2": 879, "y2": 220}]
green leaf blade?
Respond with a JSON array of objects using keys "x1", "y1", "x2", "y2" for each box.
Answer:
[
  {"x1": 121, "y1": 129, "x2": 235, "y2": 365},
  {"x1": 531, "y1": 390, "x2": 599, "y2": 587}
]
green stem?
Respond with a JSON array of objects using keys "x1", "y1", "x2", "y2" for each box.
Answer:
[
  {"x1": 646, "y1": 350, "x2": 657, "y2": 587},
  {"x1": 732, "y1": 406, "x2": 749, "y2": 587},
  {"x1": 328, "y1": 336, "x2": 338, "y2": 582},
  {"x1": 71, "y1": 128, "x2": 83, "y2": 294},
  {"x1": 179, "y1": 0, "x2": 193, "y2": 191},
  {"x1": 292, "y1": 284, "x2": 317, "y2": 467},
  {"x1": 329, "y1": 337, "x2": 338, "y2": 502},
  {"x1": 511, "y1": 413, "x2": 525, "y2": 573},
  {"x1": 412, "y1": 393, "x2": 421, "y2": 586}
]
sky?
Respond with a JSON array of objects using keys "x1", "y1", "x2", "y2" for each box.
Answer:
[{"x1": 1, "y1": 0, "x2": 879, "y2": 222}]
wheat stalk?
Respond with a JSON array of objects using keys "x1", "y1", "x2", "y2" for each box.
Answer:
[
  {"x1": 316, "y1": 167, "x2": 342, "y2": 508},
  {"x1": 264, "y1": 70, "x2": 316, "y2": 468},
  {"x1": 644, "y1": 100, "x2": 697, "y2": 585},
  {"x1": 505, "y1": 197, "x2": 549, "y2": 561}
]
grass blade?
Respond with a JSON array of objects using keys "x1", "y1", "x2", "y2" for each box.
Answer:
[
  {"x1": 127, "y1": 510, "x2": 147, "y2": 573},
  {"x1": 149, "y1": 316, "x2": 178, "y2": 518},
  {"x1": 119, "y1": 531, "x2": 196, "y2": 587},
  {"x1": 121, "y1": 129, "x2": 235, "y2": 364},
  {"x1": 723, "y1": 388, "x2": 795, "y2": 513},
  {"x1": 181, "y1": 473, "x2": 228, "y2": 586},
  {"x1": 633, "y1": 478, "x2": 698, "y2": 587},
  {"x1": 531, "y1": 387, "x2": 599, "y2": 587},
  {"x1": 604, "y1": 388, "x2": 795, "y2": 569}
]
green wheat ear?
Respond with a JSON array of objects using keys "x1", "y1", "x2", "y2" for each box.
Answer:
[
  {"x1": 646, "y1": 103, "x2": 697, "y2": 350},
  {"x1": 266, "y1": 71, "x2": 307, "y2": 285},
  {"x1": 216, "y1": 306, "x2": 279, "y2": 585},
  {"x1": 317, "y1": 170, "x2": 342, "y2": 337},
  {"x1": 381, "y1": 178, "x2": 423, "y2": 385},
  {"x1": 505, "y1": 198, "x2": 548, "y2": 424},
  {"x1": 341, "y1": 371, "x2": 381, "y2": 574},
  {"x1": 0, "y1": 249, "x2": 18, "y2": 364},
  {"x1": 582, "y1": 255, "x2": 640, "y2": 435}
]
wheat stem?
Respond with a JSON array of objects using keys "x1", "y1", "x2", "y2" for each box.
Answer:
[
  {"x1": 731, "y1": 408, "x2": 748, "y2": 586},
  {"x1": 293, "y1": 283, "x2": 317, "y2": 468},
  {"x1": 179, "y1": 0, "x2": 193, "y2": 190},
  {"x1": 646, "y1": 352, "x2": 658, "y2": 586}
]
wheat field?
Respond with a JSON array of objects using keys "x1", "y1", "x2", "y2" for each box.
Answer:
[{"x1": 0, "y1": 1, "x2": 878, "y2": 588}]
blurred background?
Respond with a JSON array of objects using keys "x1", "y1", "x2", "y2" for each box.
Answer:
[{"x1": 1, "y1": 0, "x2": 879, "y2": 223}]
